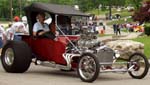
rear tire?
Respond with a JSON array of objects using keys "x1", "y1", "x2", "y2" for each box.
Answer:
[
  {"x1": 1, "y1": 41, "x2": 32, "y2": 73},
  {"x1": 77, "y1": 53, "x2": 100, "y2": 82}
]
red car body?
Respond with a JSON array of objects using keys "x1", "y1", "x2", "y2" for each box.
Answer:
[{"x1": 22, "y1": 35, "x2": 79, "y2": 66}]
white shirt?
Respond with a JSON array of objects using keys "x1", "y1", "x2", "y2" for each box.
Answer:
[
  {"x1": 0, "y1": 25, "x2": 5, "y2": 38},
  {"x1": 11, "y1": 22, "x2": 28, "y2": 35},
  {"x1": 126, "y1": 23, "x2": 131, "y2": 28},
  {"x1": 33, "y1": 22, "x2": 49, "y2": 32},
  {"x1": 5, "y1": 27, "x2": 14, "y2": 40}
]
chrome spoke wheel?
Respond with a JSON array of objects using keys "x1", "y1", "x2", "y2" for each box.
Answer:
[
  {"x1": 79, "y1": 56, "x2": 96, "y2": 80},
  {"x1": 128, "y1": 53, "x2": 149, "y2": 79},
  {"x1": 77, "y1": 53, "x2": 100, "y2": 82},
  {"x1": 129, "y1": 56, "x2": 145, "y2": 76}
]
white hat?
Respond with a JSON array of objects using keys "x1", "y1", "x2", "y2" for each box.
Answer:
[{"x1": 22, "y1": 16, "x2": 27, "y2": 23}]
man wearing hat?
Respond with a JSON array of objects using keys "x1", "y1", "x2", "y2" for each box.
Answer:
[{"x1": 9, "y1": 16, "x2": 28, "y2": 40}]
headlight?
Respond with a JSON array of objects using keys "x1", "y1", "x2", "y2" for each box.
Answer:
[{"x1": 114, "y1": 50, "x2": 120, "y2": 58}]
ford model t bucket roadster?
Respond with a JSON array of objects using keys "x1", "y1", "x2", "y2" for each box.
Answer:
[{"x1": 1, "y1": 3, "x2": 149, "y2": 82}]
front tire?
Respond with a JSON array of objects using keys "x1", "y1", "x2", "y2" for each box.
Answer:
[
  {"x1": 77, "y1": 53, "x2": 100, "y2": 82},
  {"x1": 128, "y1": 53, "x2": 149, "y2": 79},
  {"x1": 1, "y1": 41, "x2": 32, "y2": 73}
]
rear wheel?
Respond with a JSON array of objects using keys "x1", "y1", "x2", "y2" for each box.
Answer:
[
  {"x1": 77, "y1": 53, "x2": 100, "y2": 82},
  {"x1": 1, "y1": 41, "x2": 32, "y2": 73},
  {"x1": 128, "y1": 53, "x2": 149, "y2": 79}
]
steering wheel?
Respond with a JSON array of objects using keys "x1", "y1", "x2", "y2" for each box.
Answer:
[{"x1": 36, "y1": 30, "x2": 56, "y2": 39}]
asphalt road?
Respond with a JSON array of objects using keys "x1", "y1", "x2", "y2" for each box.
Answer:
[{"x1": 0, "y1": 63, "x2": 150, "y2": 85}]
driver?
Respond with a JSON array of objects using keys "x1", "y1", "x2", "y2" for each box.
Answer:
[
  {"x1": 33, "y1": 12, "x2": 56, "y2": 40},
  {"x1": 33, "y1": 12, "x2": 49, "y2": 36}
]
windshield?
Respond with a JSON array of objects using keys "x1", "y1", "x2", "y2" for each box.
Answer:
[{"x1": 56, "y1": 15, "x2": 87, "y2": 35}]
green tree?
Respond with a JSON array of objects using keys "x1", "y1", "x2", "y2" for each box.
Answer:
[
  {"x1": 77, "y1": 0, "x2": 126, "y2": 12},
  {"x1": 126, "y1": 0, "x2": 143, "y2": 10},
  {"x1": 49, "y1": 0, "x2": 75, "y2": 5},
  {"x1": 0, "y1": 0, "x2": 140, "y2": 21},
  {"x1": 0, "y1": 0, "x2": 10, "y2": 20}
]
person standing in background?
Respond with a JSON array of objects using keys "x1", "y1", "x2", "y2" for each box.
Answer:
[
  {"x1": 11, "y1": 16, "x2": 28, "y2": 41},
  {"x1": 116, "y1": 24, "x2": 121, "y2": 35},
  {"x1": 113, "y1": 23, "x2": 116, "y2": 34},
  {"x1": 0, "y1": 24, "x2": 5, "y2": 48},
  {"x1": 5, "y1": 23, "x2": 13, "y2": 40}
]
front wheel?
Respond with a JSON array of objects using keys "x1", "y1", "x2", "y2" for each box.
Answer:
[
  {"x1": 128, "y1": 53, "x2": 149, "y2": 79},
  {"x1": 77, "y1": 53, "x2": 100, "y2": 82}
]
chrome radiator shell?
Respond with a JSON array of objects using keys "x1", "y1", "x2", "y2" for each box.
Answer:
[{"x1": 96, "y1": 46, "x2": 114, "y2": 65}]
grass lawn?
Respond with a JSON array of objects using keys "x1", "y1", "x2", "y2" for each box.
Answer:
[
  {"x1": 0, "y1": 21, "x2": 10, "y2": 28},
  {"x1": 87, "y1": 8, "x2": 133, "y2": 26},
  {"x1": 111, "y1": 9, "x2": 133, "y2": 18},
  {"x1": 107, "y1": 18, "x2": 133, "y2": 25},
  {"x1": 87, "y1": 8, "x2": 133, "y2": 17},
  {"x1": 87, "y1": 9, "x2": 108, "y2": 15},
  {"x1": 132, "y1": 36, "x2": 150, "y2": 58}
]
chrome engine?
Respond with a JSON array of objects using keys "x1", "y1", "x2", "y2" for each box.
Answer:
[
  {"x1": 77, "y1": 31, "x2": 114, "y2": 65},
  {"x1": 78, "y1": 32, "x2": 100, "y2": 50},
  {"x1": 66, "y1": 30, "x2": 115, "y2": 65}
]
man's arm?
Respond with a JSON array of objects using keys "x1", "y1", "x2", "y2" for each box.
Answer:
[{"x1": 33, "y1": 31, "x2": 46, "y2": 36}]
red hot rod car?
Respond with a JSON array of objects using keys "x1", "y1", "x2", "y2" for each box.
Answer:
[{"x1": 1, "y1": 2, "x2": 149, "y2": 82}]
